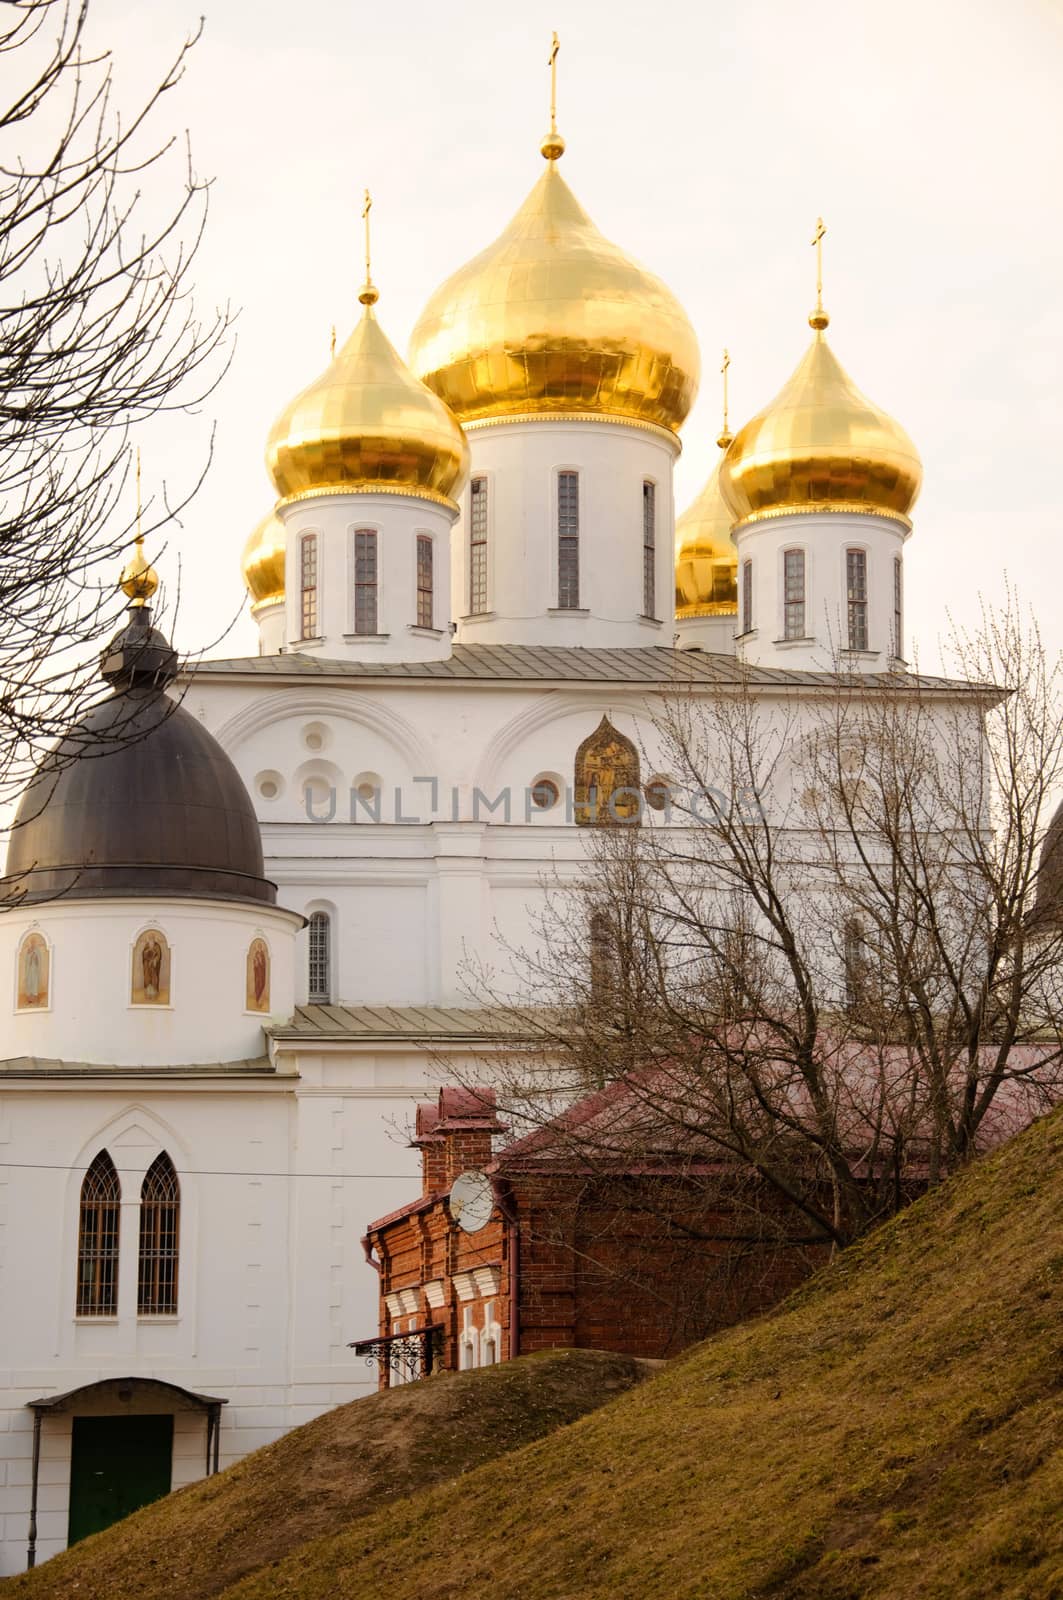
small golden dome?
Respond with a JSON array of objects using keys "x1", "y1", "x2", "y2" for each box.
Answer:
[
  {"x1": 675, "y1": 457, "x2": 738, "y2": 618},
  {"x1": 242, "y1": 510, "x2": 285, "y2": 609},
  {"x1": 266, "y1": 304, "x2": 470, "y2": 508},
  {"x1": 408, "y1": 161, "x2": 700, "y2": 434},
  {"x1": 719, "y1": 329, "x2": 922, "y2": 530},
  {"x1": 119, "y1": 539, "x2": 159, "y2": 608}
]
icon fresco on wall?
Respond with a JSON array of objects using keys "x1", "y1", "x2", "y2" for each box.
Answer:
[
  {"x1": 131, "y1": 928, "x2": 171, "y2": 1006},
  {"x1": 16, "y1": 931, "x2": 49, "y2": 1010},
  {"x1": 574, "y1": 715, "x2": 642, "y2": 827},
  {"x1": 246, "y1": 937, "x2": 270, "y2": 1013}
]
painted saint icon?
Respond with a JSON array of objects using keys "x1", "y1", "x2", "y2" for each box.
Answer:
[
  {"x1": 17, "y1": 931, "x2": 49, "y2": 1010},
  {"x1": 131, "y1": 928, "x2": 171, "y2": 1006},
  {"x1": 246, "y1": 937, "x2": 270, "y2": 1013}
]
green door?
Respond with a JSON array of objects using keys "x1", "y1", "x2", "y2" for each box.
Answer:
[{"x1": 68, "y1": 1414, "x2": 174, "y2": 1544}]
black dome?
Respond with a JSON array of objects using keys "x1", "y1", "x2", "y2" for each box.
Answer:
[
  {"x1": 4, "y1": 610, "x2": 274, "y2": 907},
  {"x1": 1031, "y1": 801, "x2": 1063, "y2": 932}
]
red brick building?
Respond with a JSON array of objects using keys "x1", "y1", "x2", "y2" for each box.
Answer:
[{"x1": 355, "y1": 1084, "x2": 825, "y2": 1384}]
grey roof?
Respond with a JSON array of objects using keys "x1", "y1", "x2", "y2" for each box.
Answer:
[
  {"x1": 271, "y1": 1003, "x2": 539, "y2": 1042},
  {"x1": 0, "y1": 1056, "x2": 278, "y2": 1078},
  {"x1": 187, "y1": 645, "x2": 985, "y2": 695}
]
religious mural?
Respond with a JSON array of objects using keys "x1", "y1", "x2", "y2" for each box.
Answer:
[
  {"x1": 16, "y1": 931, "x2": 50, "y2": 1010},
  {"x1": 574, "y1": 715, "x2": 642, "y2": 826},
  {"x1": 131, "y1": 928, "x2": 171, "y2": 1006},
  {"x1": 246, "y1": 937, "x2": 270, "y2": 1013}
]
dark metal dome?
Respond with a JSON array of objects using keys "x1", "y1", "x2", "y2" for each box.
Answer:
[
  {"x1": 1030, "y1": 800, "x2": 1063, "y2": 932},
  {"x1": 4, "y1": 606, "x2": 275, "y2": 907}
]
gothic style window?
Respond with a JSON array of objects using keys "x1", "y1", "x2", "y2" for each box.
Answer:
[
  {"x1": 642, "y1": 481, "x2": 656, "y2": 617},
  {"x1": 843, "y1": 919, "x2": 868, "y2": 1011},
  {"x1": 783, "y1": 549, "x2": 805, "y2": 640},
  {"x1": 416, "y1": 535, "x2": 433, "y2": 629},
  {"x1": 846, "y1": 549, "x2": 868, "y2": 651},
  {"x1": 741, "y1": 559, "x2": 753, "y2": 633},
  {"x1": 574, "y1": 715, "x2": 641, "y2": 827},
  {"x1": 589, "y1": 909, "x2": 615, "y2": 1001},
  {"x1": 557, "y1": 471, "x2": 580, "y2": 609},
  {"x1": 138, "y1": 1153, "x2": 180, "y2": 1316},
  {"x1": 354, "y1": 529, "x2": 378, "y2": 636},
  {"x1": 308, "y1": 911, "x2": 331, "y2": 1003},
  {"x1": 76, "y1": 1151, "x2": 121, "y2": 1317},
  {"x1": 300, "y1": 534, "x2": 318, "y2": 639},
  {"x1": 893, "y1": 557, "x2": 903, "y2": 658},
  {"x1": 469, "y1": 477, "x2": 488, "y2": 614}
]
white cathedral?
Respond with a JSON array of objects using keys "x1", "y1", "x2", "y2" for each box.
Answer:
[{"x1": 0, "y1": 98, "x2": 938, "y2": 1570}]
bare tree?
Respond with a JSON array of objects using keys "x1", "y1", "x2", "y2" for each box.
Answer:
[
  {"x1": 0, "y1": 0, "x2": 231, "y2": 801},
  {"x1": 452, "y1": 599, "x2": 1063, "y2": 1331}
]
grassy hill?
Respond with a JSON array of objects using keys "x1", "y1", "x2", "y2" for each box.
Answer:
[
  {"x1": 12, "y1": 1107, "x2": 1063, "y2": 1599},
  {"x1": 5, "y1": 1350, "x2": 653, "y2": 1600}
]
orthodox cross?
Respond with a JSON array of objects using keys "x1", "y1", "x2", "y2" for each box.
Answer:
[
  {"x1": 548, "y1": 32, "x2": 560, "y2": 135},
  {"x1": 810, "y1": 216, "x2": 828, "y2": 325}
]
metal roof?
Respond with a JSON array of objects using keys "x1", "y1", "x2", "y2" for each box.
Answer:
[
  {"x1": 271, "y1": 1004, "x2": 539, "y2": 1042},
  {"x1": 187, "y1": 644, "x2": 982, "y2": 695},
  {"x1": 0, "y1": 1057, "x2": 276, "y2": 1077}
]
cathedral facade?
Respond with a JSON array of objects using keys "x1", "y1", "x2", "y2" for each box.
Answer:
[{"x1": 0, "y1": 111, "x2": 953, "y2": 1573}]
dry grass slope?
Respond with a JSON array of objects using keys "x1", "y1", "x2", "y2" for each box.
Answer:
[
  {"x1": 217, "y1": 1106, "x2": 1063, "y2": 1600},
  {"x1": 3, "y1": 1350, "x2": 653, "y2": 1600}
]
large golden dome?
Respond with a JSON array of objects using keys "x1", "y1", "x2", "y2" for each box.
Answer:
[
  {"x1": 242, "y1": 510, "x2": 285, "y2": 609},
  {"x1": 675, "y1": 456, "x2": 738, "y2": 618},
  {"x1": 408, "y1": 155, "x2": 700, "y2": 434},
  {"x1": 719, "y1": 326, "x2": 922, "y2": 530},
  {"x1": 266, "y1": 302, "x2": 470, "y2": 507}
]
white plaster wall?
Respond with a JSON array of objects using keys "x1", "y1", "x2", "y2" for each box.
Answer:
[
  {"x1": 0, "y1": 899, "x2": 301, "y2": 1066},
  {"x1": 252, "y1": 597, "x2": 285, "y2": 657},
  {"x1": 733, "y1": 510, "x2": 910, "y2": 672},
  {"x1": 280, "y1": 491, "x2": 456, "y2": 663},
  {"x1": 674, "y1": 611, "x2": 738, "y2": 655},
  {"x1": 452, "y1": 418, "x2": 679, "y2": 647}
]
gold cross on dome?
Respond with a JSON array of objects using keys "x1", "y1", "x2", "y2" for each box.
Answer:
[
  {"x1": 548, "y1": 32, "x2": 559, "y2": 133},
  {"x1": 811, "y1": 217, "x2": 826, "y2": 311},
  {"x1": 362, "y1": 188, "x2": 373, "y2": 285}
]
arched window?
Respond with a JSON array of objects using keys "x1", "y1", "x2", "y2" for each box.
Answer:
[
  {"x1": 76, "y1": 1152, "x2": 121, "y2": 1317},
  {"x1": 557, "y1": 470, "x2": 580, "y2": 609},
  {"x1": 354, "y1": 529, "x2": 378, "y2": 635},
  {"x1": 893, "y1": 557, "x2": 903, "y2": 658},
  {"x1": 416, "y1": 535, "x2": 434, "y2": 629},
  {"x1": 308, "y1": 911, "x2": 331, "y2": 1003},
  {"x1": 843, "y1": 918, "x2": 868, "y2": 1011},
  {"x1": 574, "y1": 716, "x2": 641, "y2": 827},
  {"x1": 642, "y1": 481, "x2": 656, "y2": 618},
  {"x1": 300, "y1": 533, "x2": 318, "y2": 639},
  {"x1": 589, "y1": 909, "x2": 615, "y2": 1002},
  {"x1": 138, "y1": 1153, "x2": 180, "y2": 1316},
  {"x1": 741, "y1": 559, "x2": 753, "y2": 633},
  {"x1": 846, "y1": 549, "x2": 868, "y2": 651},
  {"x1": 469, "y1": 476, "x2": 488, "y2": 614},
  {"x1": 783, "y1": 549, "x2": 805, "y2": 640}
]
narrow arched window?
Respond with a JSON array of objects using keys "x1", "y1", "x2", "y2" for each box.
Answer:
[
  {"x1": 783, "y1": 549, "x2": 805, "y2": 640},
  {"x1": 138, "y1": 1153, "x2": 180, "y2": 1315},
  {"x1": 843, "y1": 918, "x2": 867, "y2": 1011},
  {"x1": 893, "y1": 557, "x2": 903, "y2": 659},
  {"x1": 846, "y1": 549, "x2": 868, "y2": 651},
  {"x1": 557, "y1": 471, "x2": 580, "y2": 609},
  {"x1": 741, "y1": 559, "x2": 753, "y2": 634},
  {"x1": 642, "y1": 481, "x2": 656, "y2": 618},
  {"x1": 308, "y1": 911, "x2": 331, "y2": 1003},
  {"x1": 76, "y1": 1151, "x2": 121, "y2": 1317},
  {"x1": 589, "y1": 910, "x2": 615, "y2": 1001},
  {"x1": 469, "y1": 477, "x2": 488, "y2": 614},
  {"x1": 299, "y1": 533, "x2": 318, "y2": 639},
  {"x1": 416, "y1": 535, "x2": 434, "y2": 629},
  {"x1": 354, "y1": 529, "x2": 378, "y2": 635}
]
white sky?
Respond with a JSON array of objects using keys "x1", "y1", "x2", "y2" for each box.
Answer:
[{"x1": 80, "y1": 0, "x2": 1063, "y2": 671}]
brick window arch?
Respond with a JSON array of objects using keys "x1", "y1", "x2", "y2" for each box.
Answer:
[{"x1": 138, "y1": 1152, "x2": 180, "y2": 1315}]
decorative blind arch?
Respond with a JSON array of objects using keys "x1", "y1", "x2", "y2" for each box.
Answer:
[
  {"x1": 574, "y1": 716, "x2": 641, "y2": 827},
  {"x1": 76, "y1": 1151, "x2": 121, "y2": 1316},
  {"x1": 138, "y1": 1152, "x2": 180, "y2": 1315}
]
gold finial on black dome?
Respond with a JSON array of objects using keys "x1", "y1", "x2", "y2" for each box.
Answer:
[{"x1": 119, "y1": 449, "x2": 159, "y2": 608}]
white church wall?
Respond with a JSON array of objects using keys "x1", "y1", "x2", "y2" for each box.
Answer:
[
  {"x1": 452, "y1": 418, "x2": 679, "y2": 648},
  {"x1": 0, "y1": 899, "x2": 302, "y2": 1067}
]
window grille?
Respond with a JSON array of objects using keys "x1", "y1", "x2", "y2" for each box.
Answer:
[
  {"x1": 300, "y1": 534, "x2": 318, "y2": 639},
  {"x1": 354, "y1": 529, "x2": 378, "y2": 636},
  {"x1": 138, "y1": 1153, "x2": 180, "y2": 1315},
  {"x1": 76, "y1": 1151, "x2": 121, "y2": 1316},
  {"x1": 642, "y1": 481, "x2": 656, "y2": 617},
  {"x1": 416, "y1": 536, "x2": 433, "y2": 629},
  {"x1": 846, "y1": 549, "x2": 868, "y2": 651},
  {"x1": 741, "y1": 559, "x2": 753, "y2": 633},
  {"x1": 469, "y1": 477, "x2": 488, "y2": 614},
  {"x1": 557, "y1": 471, "x2": 580, "y2": 609},
  {"x1": 308, "y1": 911, "x2": 331, "y2": 1003},
  {"x1": 893, "y1": 557, "x2": 903, "y2": 658},
  {"x1": 783, "y1": 549, "x2": 805, "y2": 640}
]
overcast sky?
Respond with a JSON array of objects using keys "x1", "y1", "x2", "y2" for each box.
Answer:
[{"x1": 80, "y1": 0, "x2": 1063, "y2": 670}]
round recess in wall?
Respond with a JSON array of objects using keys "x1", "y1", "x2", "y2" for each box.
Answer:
[
  {"x1": 644, "y1": 776, "x2": 671, "y2": 811},
  {"x1": 302, "y1": 720, "x2": 330, "y2": 752},
  {"x1": 256, "y1": 770, "x2": 285, "y2": 801},
  {"x1": 530, "y1": 773, "x2": 561, "y2": 812}
]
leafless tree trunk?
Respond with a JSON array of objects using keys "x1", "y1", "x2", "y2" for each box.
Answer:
[{"x1": 0, "y1": 0, "x2": 231, "y2": 803}]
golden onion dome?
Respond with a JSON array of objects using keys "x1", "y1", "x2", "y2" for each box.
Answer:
[
  {"x1": 242, "y1": 510, "x2": 285, "y2": 609},
  {"x1": 266, "y1": 301, "x2": 470, "y2": 508},
  {"x1": 407, "y1": 155, "x2": 700, "y2": 435},
  {"x1": 675, "y1": 455, "x2": 738, "y2": 618},
  {"x1": 719, "y1": 323, "x2": 922, "y2": 530}
]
